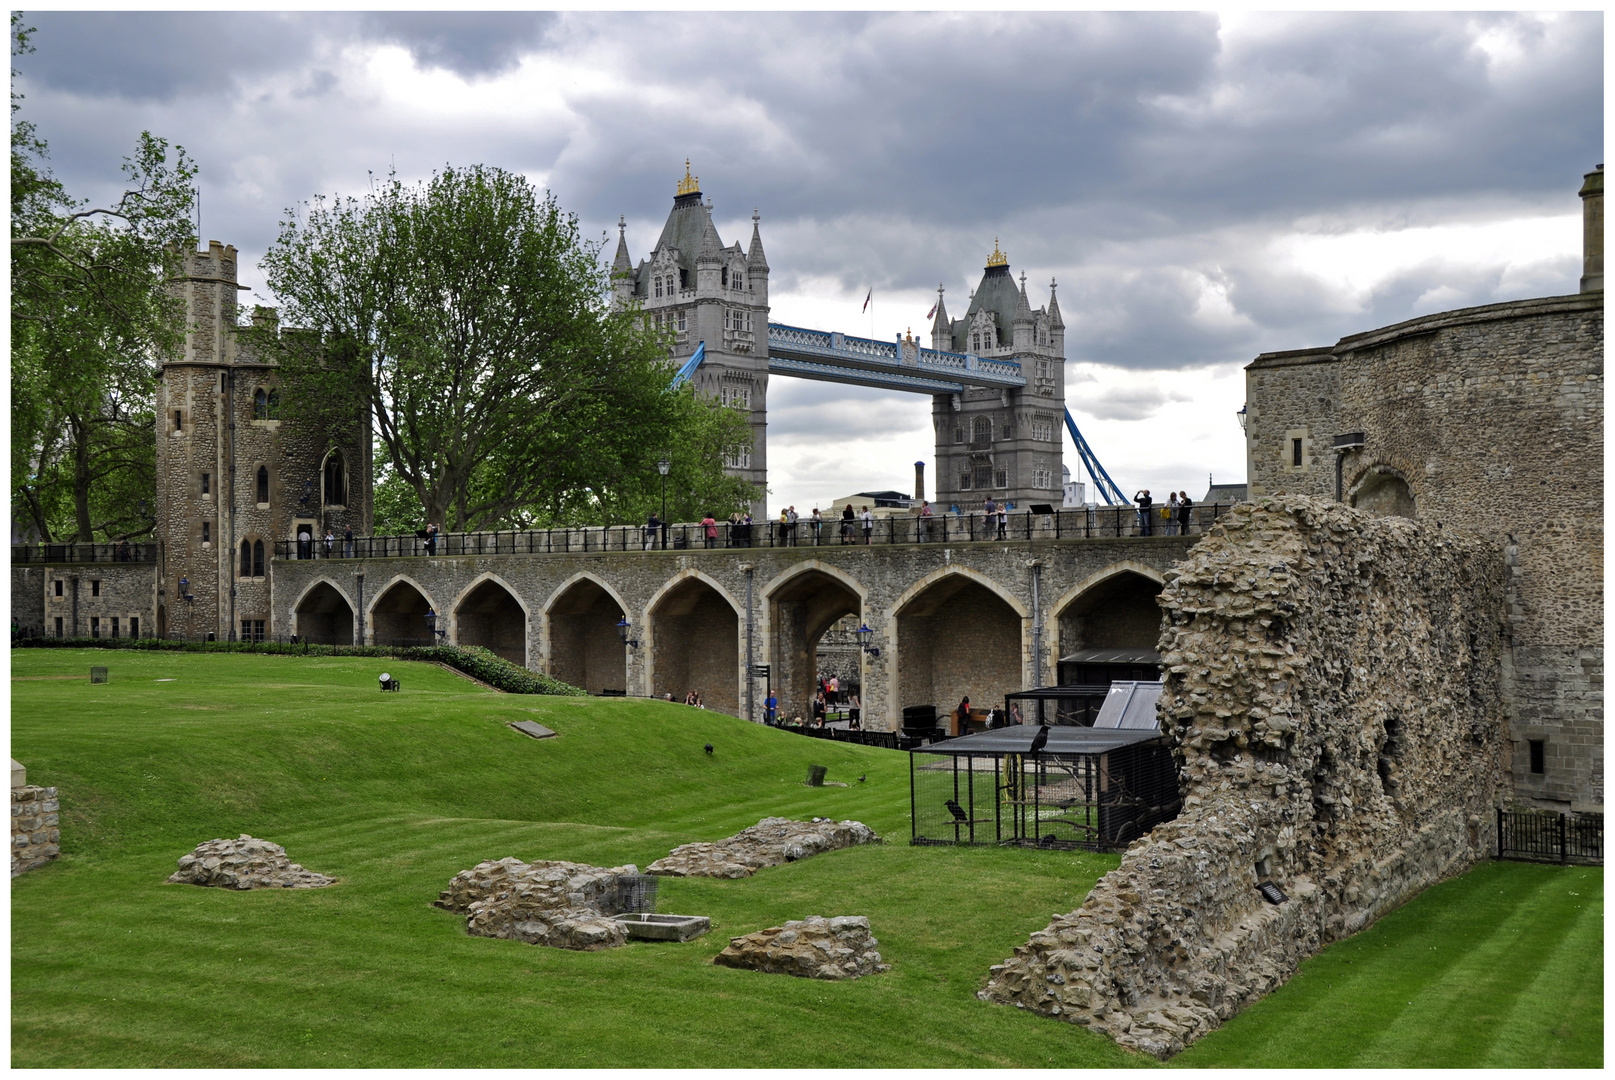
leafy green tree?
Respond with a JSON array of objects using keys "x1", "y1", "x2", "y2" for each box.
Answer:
[
  {"x1": 256, "y1": 164, "x2": 755, "y2": 533},
  {"x1": 10, "y1": 13, "x2": 196, "y2": 542}
]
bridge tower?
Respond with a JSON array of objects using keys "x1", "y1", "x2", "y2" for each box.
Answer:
[
  {"x1": 613, "y1": 163, "x2": 771, "y2": 519},
  {"x1": 929, "y1": 243, "x2": 1067, "y2": 513}
]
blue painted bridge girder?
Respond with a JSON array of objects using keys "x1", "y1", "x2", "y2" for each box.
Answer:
[{"x1": 765, "y1": 322, "x2": 1025, "y2": 393}]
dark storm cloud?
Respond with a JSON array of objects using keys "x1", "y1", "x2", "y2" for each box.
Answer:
[
  {"x1": 356, "y1": 12, "x2": 558, "y2": 79},
  {"x1": 13, "y1": 10, "x2": 1602, "y2": 382}
]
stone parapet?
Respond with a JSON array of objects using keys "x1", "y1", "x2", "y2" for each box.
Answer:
[
  {"x1": 12, "y1": 785, "x2": 60, "y2": 876},
  {"x1": 980, "y1": 496, "x2": 1507, "y2": 1057}
]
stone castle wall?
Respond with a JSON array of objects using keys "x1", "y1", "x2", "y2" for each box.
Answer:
[
  {"x1": 13, "y1": 785, "x2": 61, "y2": 876},
  {"x1": 1245, "y1": 293, "x2": 1602, "y2": 810},
  {"x1": 980, "y1": 497, "x2": 1507, "y2": 1057},
  {"x1": 18, "y1": 562, "x2": 157, "y2": 639}
]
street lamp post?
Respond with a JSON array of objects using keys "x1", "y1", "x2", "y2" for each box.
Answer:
[{"x1": 657, "y1": 456, "x2": 671, "y2": 549}]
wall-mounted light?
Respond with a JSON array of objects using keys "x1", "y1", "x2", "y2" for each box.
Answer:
[
  {"x1": 1236, "y1": 404, "x2": 1248, "y2": 433},
  {"x1": 423, "y1": 608, "x2": 447, "y2": 641},
  {"x1": 616, "y1": 617, "x2": 640, "y2": 650},
  {"x1": 854, "y1": 622, "x2": 881, "y2": 657}
]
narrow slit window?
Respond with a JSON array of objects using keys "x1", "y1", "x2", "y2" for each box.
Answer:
[
  {"x1": 1292, "y1": 438, "x2": 1303, "y2": 467},
  {"x1": 1529, "y1": 739, "x2": 1545, "y2": 774}
]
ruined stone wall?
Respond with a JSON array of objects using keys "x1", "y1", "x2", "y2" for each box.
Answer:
[
  {"x1": 1244, "y1": 294, "x2": 1602, "y2": 809},
  {"x1": 980, "y1": 497, "x2": 1506, "y2": 1058},
  {"x1": 12, "y1": 785, "x2": 60, "y2": 876}
]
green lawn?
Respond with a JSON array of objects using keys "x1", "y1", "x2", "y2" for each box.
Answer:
[{"x1": 10, "y1": 649, "x2": 1603, "y2": 1067}]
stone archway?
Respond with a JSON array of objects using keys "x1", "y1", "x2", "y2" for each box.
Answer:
[
  {"x1": 546, "y1": 576, "x2": 627, "y2": 694},
  {"x1": 894, "y1": 572, "x2": 1023, "y2": 728},
  {"x1": 370, "y1": 579, "x2": 434, "y2": 646},
  {"x1": 455, "y1": 578, "x2": 527, "y2": 666},
  {"x1": 649, "y1": 575, "x2": 740, "y2": 716},
  {"x1": 295, "y1": 580, "x2": 355, "y2": 645},
  {"x1": 1351, "y1": 465, "x2": 1417, "y2": 519},
  {"x1": 1055, "y1": 568, "x2": 1165, "y2": 656},
  {"x1": 766, "y1": 565, "x2": 863, "y2": 722}
]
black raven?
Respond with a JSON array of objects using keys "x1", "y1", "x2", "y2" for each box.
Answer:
[
  {"x1": 1028, "y1": 723, "x2": 1050, "y2": 755},
  {"x1": 704, "y1": 743, "x2": 714, "y2": 756}
]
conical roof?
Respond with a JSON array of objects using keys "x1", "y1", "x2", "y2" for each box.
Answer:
[
  {"x1": 612, "y1": 216, "x2": 633, "y2": 274},
  {"x1": 747, "y1": 209, "x2": 769, "y2": 272},
  {"x1": 955, "y1": 242, "x2": 1021, "y2": 351},
  {"x1": 1047, "y1": 278, "x2": 1064, "y2": 330}
]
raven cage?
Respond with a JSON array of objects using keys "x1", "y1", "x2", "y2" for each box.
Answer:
[{"x1": 908, "y1": 725, "x2": 1182, "y2": 852}]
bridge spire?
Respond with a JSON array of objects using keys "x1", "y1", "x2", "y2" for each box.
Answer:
[
  {"x1": 611, "y1": 215, "x2": 632, "y2": 274},
  {"x1": 1047, "y1": 277, "x2": 1064, "y2": 330},
  {"x1": 747, "y1": 208, "x2": 769, "y2": 273}
]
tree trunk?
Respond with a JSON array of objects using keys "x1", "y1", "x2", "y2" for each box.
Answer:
[{"x1": 71, "y1": 414, "x2": 95, "y2": 542}]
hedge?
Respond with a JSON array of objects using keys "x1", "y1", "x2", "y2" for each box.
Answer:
[{"x1": 10, "y1": 637, "x2": 586, "y2": 696}]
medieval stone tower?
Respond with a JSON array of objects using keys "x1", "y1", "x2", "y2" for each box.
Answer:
[
  {"x1": 612, "y1": 163, "x2": 771, "y2": 518},
  {"x1": 155, "y1": 241, "x2": 371, "y2": 641},
  {"x1": 929, "y1": 243, "x2": 1067, "y2": 512}
]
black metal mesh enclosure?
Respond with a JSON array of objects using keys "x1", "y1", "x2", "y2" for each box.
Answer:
[
  {"x1": 614, "y1": 874, "x2": 660, "y2": 914},
  {"x1": 910, "y1": 725, "x2": 1181, "y2": 852}
]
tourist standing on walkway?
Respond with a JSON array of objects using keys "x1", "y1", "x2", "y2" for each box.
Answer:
[
  {"x1": 786, "y1": 505, "x2": 799, "y2": 545},
  {"x1": 811, "y1": 508, "x2": 823, "y2": 544},
  {"x1": 1165, "y1": 491, "x2": 1180, "y2": 535},
  {"x1": 1178, "y1": 491, "x2": 1193, "y2": 535},
  {"x1": 996, "y1": 502, "x2": 1008, "y2": 540},
  {"x1": 701, "y1": 513, "x2": 718, "y2": 548},
  {"x1": 848, "y1": 692, "x2": 862, "y2": 729},
  {"x1": 861, "y1": 506, "x2": 874, "y2": 544},
  {"x1": 983, "y1": 497, "x2": 997, "y2": 541},
  {"x1": 918, "y1": 500, "x2": 932, "y2": 541},
  {"x1": 343, "y1": 526, "x2": 354, "y2": 559},
  {"x1": 644, "y1": 511, "x2": 660, "y2": 549},
  {"x1": 841, "y1": 504, "x2": 855, "y2": 544},
  {"x1": 765, "y1": 690, "x2": 778, "y2": 724},
  {"x1": 425, "y1": 522, "x2": 439, "y2": 555},
  {"x1": 1133, "y1": 489, "x2": 1152, "y2": 536}
]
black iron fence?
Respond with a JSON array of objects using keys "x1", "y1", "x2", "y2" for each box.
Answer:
[
  {"x1": 11, "y1": 542, "x2": 157, "y2": 564},
  {"x1": 1497, "y1": 806, "x2": 1603, "y2": 864},
  {"x1": 271, "y1": 503, "x2": 1235, "y2": 561}
]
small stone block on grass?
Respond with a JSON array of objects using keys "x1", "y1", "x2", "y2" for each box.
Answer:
[
  {"x1": 714, "y1": 915, "x2": 890, "y2": 980},
  {"x1": 509, "y1": 720, "x2": 556, "y2": 739}
]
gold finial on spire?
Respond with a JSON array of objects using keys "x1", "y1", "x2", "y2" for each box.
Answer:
[
  {"x1": 677, "y1": 159, "x2": 700, "y2": 196},
  {"x1": 986, "y1": 238, "x2": 1008, "y2": 268}
]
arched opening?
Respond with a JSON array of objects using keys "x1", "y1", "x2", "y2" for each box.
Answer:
[
  {"x1": 895, "y1": 574, "x2": 1022, "y2": 733},
  {"x1": 371, "y1": 579, "x2": 433, "y2": 646},
  {"x1": 1351, "y1": 467, "x2": 1416, "y2": 519},
  {"x1": 455, "y1": 579, "x2": 527, "y2": 667},
  {"x1": 253, "y1": 388, "x2": 268, "y2": 420},
  {"x1": 546, "y1": 578, "x2": 627, "y2": 694},
  {"x1": 767, "y1": 568, "x2": 861, "y2": 723},
  {"x1": 650, "y1": 576, "x2": 739, "y2": 716},
  {"x1": 296, "y1": 582, "x2": 354, "y2": 646},
  {"x1": 323, "y1": 450, "x2": 347, "y2": 507},
  {"x1": 255, "y1": 465, "x2": 270, "y2": 505},
  {"x1": 1056, "y1": 571, "x2": 1164, "y2": 655}
]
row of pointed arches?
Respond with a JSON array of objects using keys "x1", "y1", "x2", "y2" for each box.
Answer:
[{"x1": 290, "y1": 561, "x2": 1167, "y2": 724}]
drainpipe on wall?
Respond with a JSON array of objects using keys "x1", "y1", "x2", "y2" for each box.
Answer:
[
  {"x1": 1029, "y1": 560, "x2": 1043, "y2": 689},
  {"x1": 742, "y1": 564, "x2": 755, "y2": 723}
]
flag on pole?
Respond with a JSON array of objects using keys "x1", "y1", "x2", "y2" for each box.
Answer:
[
  {"x1": 862, "y1": 288, "x2": 872, "y2": 313},
  {"x1": 925, "y1": 301, "x2": 937, "y2": 319}
]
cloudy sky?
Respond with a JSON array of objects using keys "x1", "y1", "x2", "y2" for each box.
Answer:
[{"x1": 14, "y1": 10, "x2": 1602, "y2": 511}]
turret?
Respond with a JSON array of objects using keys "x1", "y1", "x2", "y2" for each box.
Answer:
[
  {"x1": 611, "y1": 216, "x2": 635, "y2": 308},
  {"x1": 1046, "y1": 278, "x2": 1065, "y2": 355},
  {"x1": 1012, "y1": 271, "x2": 1035, "y2": 351},
  {"x1": 930, "y1": 283, "x2": 950, "y2": 351},
  {"x1": 746, "y1": 209, "x2": 770, "y2": 305},
  {"x1": 695, "y1": 206, "x2": 723, "y2": 293}
]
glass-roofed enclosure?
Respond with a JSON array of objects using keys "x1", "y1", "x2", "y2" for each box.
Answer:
[{"x1": 909, "y1": 681, "x2": 1182, "y2": 851}]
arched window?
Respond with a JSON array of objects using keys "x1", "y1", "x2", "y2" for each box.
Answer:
[
  {"x1": 721, "y1": 266, "x2": 728, "y2": 288},
  {"x1": 253, "y1": 540, "x2": 265, "y2": 577},
  {"x1": 972, "y1": 416, "x2": 993, "y2": 446},
  {"x1": 266, "y1": 389, "x2": 280, "y2": 420},
  {"x1": 256, "y1": 465, "x2": 270, "y2": 505},
  {"x1": 654, "y1": 277, "x2": 662, "y2": 298},
  {"x1": 240, "y1": 539, "x2": 252, "y2": 577},
  {"x1": 253, "y1": 389, "x2": 268, "y2": 420},
  {"x1": 971, "y1": 333, "x2": 980, "y2": 352},
  {"x1": 323, "y1": 451, "x2": 346, "y2": 507}
]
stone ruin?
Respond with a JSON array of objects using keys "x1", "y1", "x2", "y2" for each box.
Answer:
[
  {"x1": 647, "y1": 816, "x2": 879, "y2": 878},
  {"x1": 980, "y1": 496, "x2": 1507, "y2": 1057},
  {"x1": 168, "y1": 835, "x2": 335, "y2": 889},
  {"x1": 435, "y1": 857, "x2": 646, "y2": 951},
  {"x1": 714, "y1": 915, "x2": 890, "y2": 980}
]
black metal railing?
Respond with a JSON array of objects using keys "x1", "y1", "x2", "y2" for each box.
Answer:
[
  {"x1": 11, "y1": 542, "x2": 158, "y2": 565},
  {"x1": 1497, "y1": 806, "x2": 1603, "y2": 864},
  {"x1": 270, "y1": 503, "x2": 1234, "y2": 561}
]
